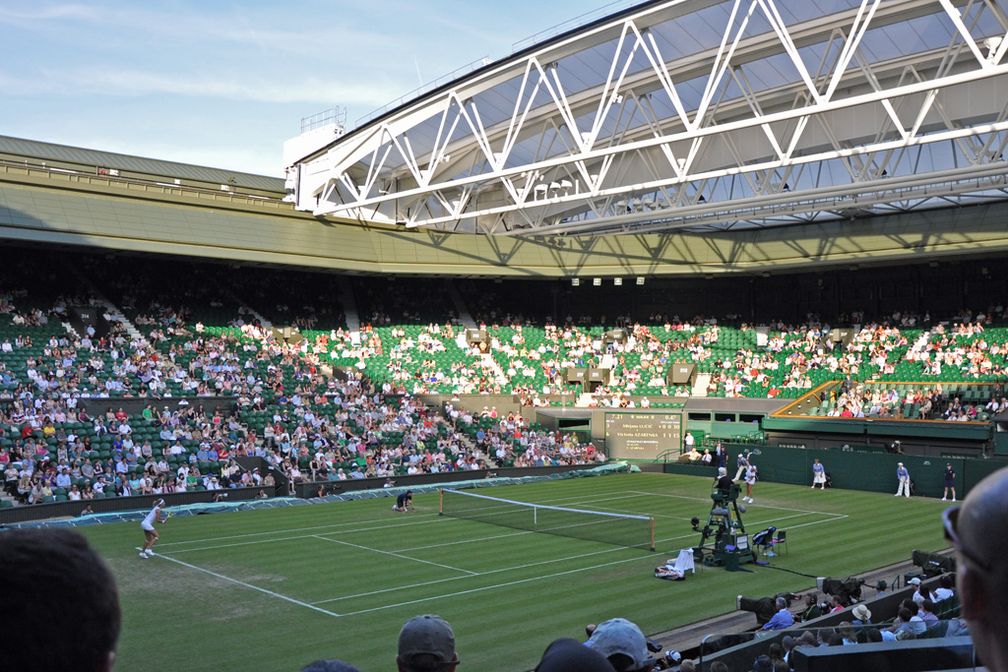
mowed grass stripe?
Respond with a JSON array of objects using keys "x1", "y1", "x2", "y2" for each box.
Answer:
[{"x1": 79, "y1": 472, "x2": 950, "y2": 672}]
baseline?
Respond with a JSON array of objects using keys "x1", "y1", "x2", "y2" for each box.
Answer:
[{"x1": 146, "y1": 548, "x2": 341, "y2": 618}]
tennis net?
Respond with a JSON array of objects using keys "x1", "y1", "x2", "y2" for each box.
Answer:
[{"x1": 439, "y1": 488, "x2": 655, "y2": 551}]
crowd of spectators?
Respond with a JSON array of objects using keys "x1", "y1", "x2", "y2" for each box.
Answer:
[
  {"x1": 0, "y1": 276, "x2": 599, "y2": 506},
  {"x1": 308, "y1": 306, "x2": 1008, "y2": 403}
]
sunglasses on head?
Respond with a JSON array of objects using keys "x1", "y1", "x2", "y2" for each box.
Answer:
[{"x1": 943, "y1": 505, "x2": 992, "y2": 572}]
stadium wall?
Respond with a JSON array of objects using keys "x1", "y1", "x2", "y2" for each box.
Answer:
[
  {"x1": 290, "y1": 463, "x2": 601, "y2": 498},
  {"x1": 664, "y1": 445, "x2": 1008, "y2": 498},
  {"x1": 0, "y1": 486, "x2": 268, "y2": 525}
]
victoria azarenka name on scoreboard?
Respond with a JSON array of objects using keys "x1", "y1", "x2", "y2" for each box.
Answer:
[{"x1": 604, "y1": 412, "x2": 682, "y2": 460}]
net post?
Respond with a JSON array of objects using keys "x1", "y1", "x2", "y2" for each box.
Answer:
[
  {"x1": 649, "y1": 516, "x2": 656, "y2": 552},
  {"x1": 439, "y1": 488, "x2": 444, "y2": 516}
]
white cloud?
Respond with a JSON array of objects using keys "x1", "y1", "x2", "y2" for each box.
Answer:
[
  {"x1": 0, "y1": 3, "x2": 98, "y2": 22},
  {"x1": 1, "y1": 68, "x2": 402, "y2": 107}
]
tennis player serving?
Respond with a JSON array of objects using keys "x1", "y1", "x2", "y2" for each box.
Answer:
[{"x1": 139, "y1": 498, "x2": 168, "y2": 559}]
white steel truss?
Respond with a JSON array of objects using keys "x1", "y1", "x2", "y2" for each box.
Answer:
[{"x1": 293, "y1": 0, "x2": 1008, "y2": 236}]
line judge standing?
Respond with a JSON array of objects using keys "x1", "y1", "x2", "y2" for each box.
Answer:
[{"x1": 895, "y1": 462, "x2": 911, "y2": 497}]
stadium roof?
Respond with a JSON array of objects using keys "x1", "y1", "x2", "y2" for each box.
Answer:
[
  {"x1": 291, "y1": 0, "x2": 1008, "y2": 237},
  {"x1": 0, "y1": 135, "x2": 284, "y2": 193}
]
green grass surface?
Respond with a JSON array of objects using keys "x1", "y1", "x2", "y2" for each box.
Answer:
[{"x1": 79, "y1": 473, "x2": 950, "y2": 672}]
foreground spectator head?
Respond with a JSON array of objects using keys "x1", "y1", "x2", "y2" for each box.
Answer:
[
  {"x1": 585, "y1": 617, "x2": 652, "y2": 671},
  {"x1": 952, "y1": 466, "x2": 1008, "y2": 672},
  {"x1": 397, "y1": 614, "x2": 458, "y2": 672},
  {"x1": 0, "y1": 529, "x2": 120, "y2": 672},
  {"x1": 534, "y1": 638, "x2": 615, "y2": 672},
  {"x1": 301, "y1": 661, "x2": 361, "y2": 672}
]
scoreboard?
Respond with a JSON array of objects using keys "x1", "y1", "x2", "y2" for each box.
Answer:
[{"x1": 604, "y1": 412, "x2": 683, "y2": 460}]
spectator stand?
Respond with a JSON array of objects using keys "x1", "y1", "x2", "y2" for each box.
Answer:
[{"x1": 697, "y1": 573, "x2": 962, "y2": 672}]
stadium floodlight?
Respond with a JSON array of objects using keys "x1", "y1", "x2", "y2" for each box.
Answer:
[
  {"x1": 571, "y1": 278, "x2": 580, "y2": 286},
  {"x1": 636, "y1": 277, "x2": 645, "y2": 286},
  {"x1": 593, "y1": 277, "x2": 602, "y2": 286},
  {"x1": 439, "y1": 488, "x2": 655, "y2": 551},
  {"x1": 614, "y1": 277, "x2": 623, "y2": 286}
]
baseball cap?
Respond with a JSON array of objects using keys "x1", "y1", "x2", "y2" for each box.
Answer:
[
  {"x1": 908, "y1": 577, "x2": 921, "y2": 586},
  {"x1": 398, "y1": 615, "x2": 455, "y2": 666},
  {"x1": 585, "y1": 617, "x2": 651, "y2": 670},
  {"x1": 753, "y1": 655, "x2": 773, "y2": 672},
  {"x1": 852, "y1": 604, "x2": 872, "y2": 621},
  {"x1": 665, "y1": 650, "x2": 682, "y2": 663}
]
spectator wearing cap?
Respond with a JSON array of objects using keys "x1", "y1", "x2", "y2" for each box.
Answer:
[
  {"x1": 908, "y1": 577, "x2": 933, "y2": 606},
  {"x1": 761, "y1": 597, "x2": 795, "y2": 630},
  {"x1": 396, "y1": 614, "x2": 458, "y2": 672},
  {"x1": 585, "y1": 617, "x2": 653, "y2": 672},
  {"x1": 533, "y1": 638, "x2": 615, "y2": 672},
  {"x1": 752, "y1": 654, "x2": 773, "y2": 672}
]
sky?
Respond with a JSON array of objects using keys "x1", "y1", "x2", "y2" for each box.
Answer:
[{"x1": 0, "y1": 0, "x2": 627, "y2": 177}]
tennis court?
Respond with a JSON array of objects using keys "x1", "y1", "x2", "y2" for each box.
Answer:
[{"x1": 79, "y1": 472, "x2": 949, "y2": 671}]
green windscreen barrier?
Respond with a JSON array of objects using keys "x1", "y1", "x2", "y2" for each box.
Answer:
[{"x1": 664, "y1": 445, "x2": 1008, "y2": 498}]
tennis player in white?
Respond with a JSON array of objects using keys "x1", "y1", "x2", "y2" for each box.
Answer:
[{"x1": 139, "y1": 498, "x2": 168, "y2": 559}]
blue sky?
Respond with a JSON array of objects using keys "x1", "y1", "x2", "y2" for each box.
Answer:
[{"x1": 0, "y1": 1, "x2": 621, "y2": 176}]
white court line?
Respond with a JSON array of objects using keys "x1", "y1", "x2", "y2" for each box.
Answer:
[
  {"x1": 153, "y1": 514, "x2": 440, "y2": 548},
  {"x1": 325, "y1": 513, "x2": 852, "y2": 616},
  {"x1": 779, "y1": 514, "x2": 849, "y2": 530},
  {"x1": 158, "y1": 501, "x2": 837, "y2": 561},
  {"x1": 153, "y1": 491, "x2": 642, "y2": 549},
  {"x1": 310, "y1": 537, "x2": 663, "y2": 606},
  {"x1": 335, "y1": 550, "x2": 668, "y2": 618},
  {"x1": 312, "y1": 535, "x2": 479, "y2": 576},
  {"x1": 146, "y1": 515, "x2": 846, "y2": 620},
  {"x1": 313, "y1": 513, "x2": 807, "y2": 608},
  {"x1": 157, "y1": 492, "x2": 658, "y2": 555},
  {"x1": 393, "y1": 528, "x2": 533, "y2": 552},
  {"x1": 161, "y1": 519, "x2": 446, "y2": 555},
  {"x1": 143, "y1": 548, "x2": 341, "y2": 618},
  {"x1": 628, "y1": 490, "x2": 836, "y2": 516}
]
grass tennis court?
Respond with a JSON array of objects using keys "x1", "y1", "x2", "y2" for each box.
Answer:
[{"x1": 78, "y1": 472, "x2": 950, "y2": 671}]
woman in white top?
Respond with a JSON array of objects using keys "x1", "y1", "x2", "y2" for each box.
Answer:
[
  {"x1": 139, "y1": 499, "x2": 167, "y2": 559},
  {"x1": 742, "y1": 464, "x2": 758, "y2": 504}
]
